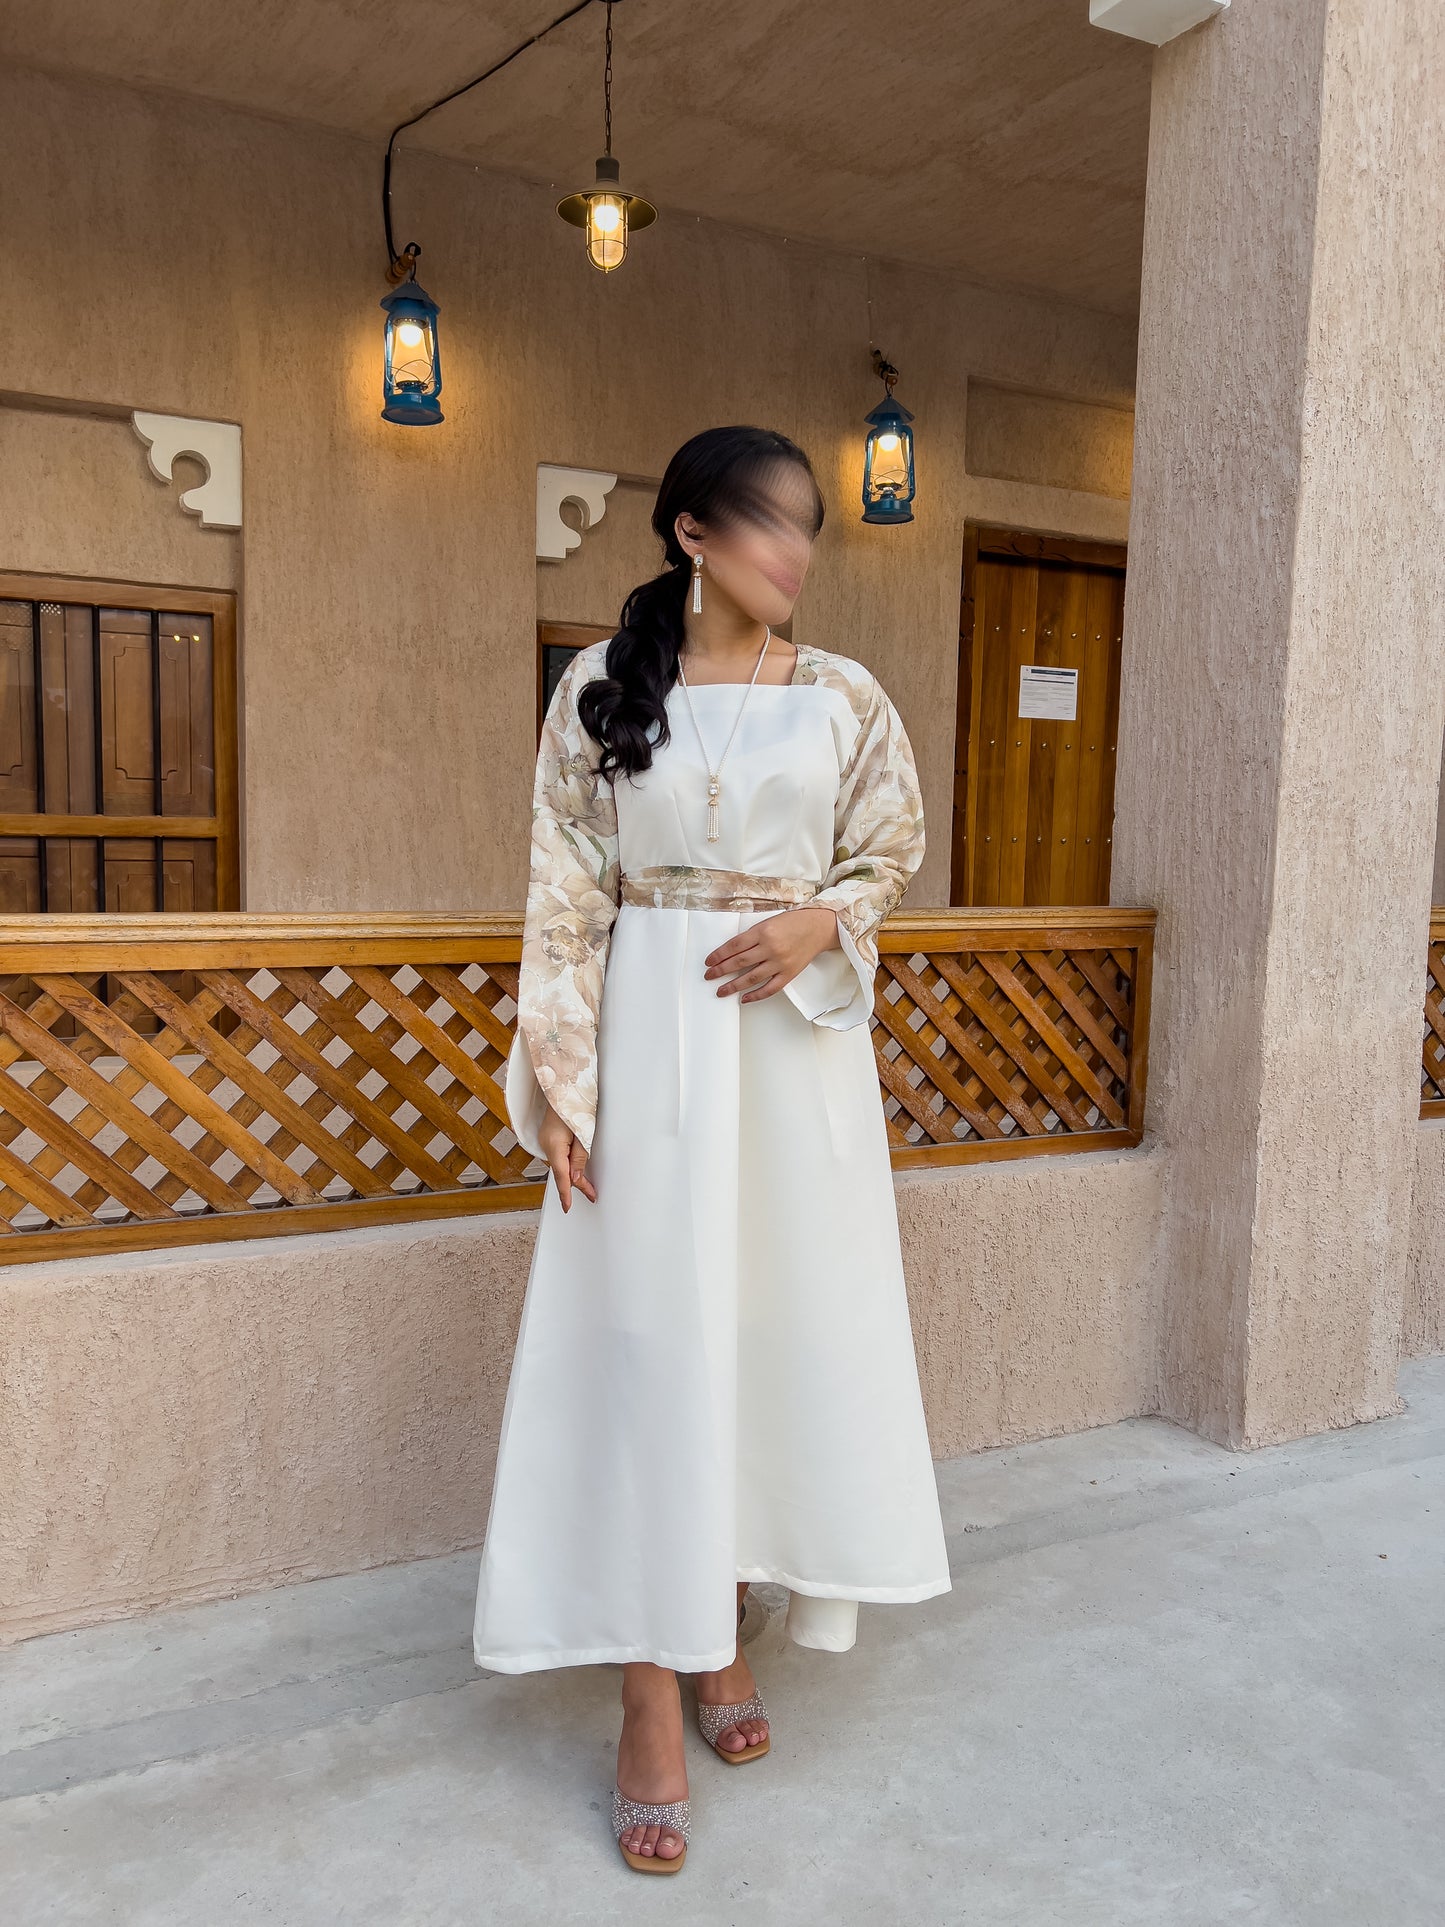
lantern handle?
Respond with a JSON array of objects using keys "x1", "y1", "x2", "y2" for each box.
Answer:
[
  {"x1": 381, "y1": 0, "x2": 598, "y2": 276},
  {"x1": 871, "y1": 347, "x2": 901, "y2": 399},
  {"x1": 385, "y1": 242, "x2": 422, "y2": 290}
]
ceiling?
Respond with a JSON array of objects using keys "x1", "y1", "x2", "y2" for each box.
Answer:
[{"x1": 1, "y1": 0, "x2": 1155, "y2": 315}]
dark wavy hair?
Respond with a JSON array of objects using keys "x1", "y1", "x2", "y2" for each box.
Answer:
[{"x1": 577, "y1": 425, "x2": 826, "y2": 782}]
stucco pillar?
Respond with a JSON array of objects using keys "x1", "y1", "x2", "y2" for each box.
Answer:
[{"x1": 1112, "y1": 0, "x2": 1445, "y2": 1446}]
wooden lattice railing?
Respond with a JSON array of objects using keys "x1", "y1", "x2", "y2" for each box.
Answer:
[
  {"x1": 0, "y1": 909, "x2": 1156, "y2": 1264},
  {"x1": 0, "y1": 917, "x2": 525, "y2": 1265},
  {"x1": 1424, "y1": 907, "x2": 1445, "y2": 1117},
  {"x1": 877, "y1": 909, "x2": 1153, "y2": 1164}
]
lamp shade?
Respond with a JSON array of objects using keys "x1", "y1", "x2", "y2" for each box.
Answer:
[
  {"x1": 861, "y1": 392, "x2": 916, "y2": 523},
  {"x1": 557, "y1": 154, "x2": 657, "y2": 274},
  {"x1": 380, "y1": 274, "x2": 443, "y2": 425}
]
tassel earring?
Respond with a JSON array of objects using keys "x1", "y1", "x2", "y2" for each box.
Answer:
[{"x1": 691, "y1": 549, "x2": 704, "y2": 613}]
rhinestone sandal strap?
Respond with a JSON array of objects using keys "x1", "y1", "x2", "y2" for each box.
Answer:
[
  {"x1": 695, "y1": 1689, "x2": 768, "y2": 1746},
  {"x1": 612, "y1": 1785, "x2": 692, "y2": 1842}
]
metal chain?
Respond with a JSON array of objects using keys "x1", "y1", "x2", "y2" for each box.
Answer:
[{"x1": 604, "y1": 1, "x2": 614, "y2": 154}]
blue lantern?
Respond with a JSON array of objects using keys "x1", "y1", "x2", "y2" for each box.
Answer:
[
  {"x1": 380, "y1": 259, "x2": 443, "y2": 426},
  {"x1": 861, "y1": 352, "x2": 915, "y2": 524}
]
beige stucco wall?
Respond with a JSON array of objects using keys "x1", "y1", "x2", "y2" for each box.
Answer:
[
  {"x1": 965, "y1": 380, "x2": 1136, "y2": 500},
  {"x1": 0, "y1": 1151, "x2": 1166, "y2": 1645},
  {"x1": 1113, "y1": 0, "x2": 1445, "y2": 1448},
  {"x1": 0, "y1": 404, "x2": 241, "y2": 594},
  {"x1": 0, "y1": 62, "x2": 1133, "y2": 916}
]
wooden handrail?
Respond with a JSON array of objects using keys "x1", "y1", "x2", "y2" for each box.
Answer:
[{"x1": 0, "y1": 906, "x2": 1157, "y2": 1263}]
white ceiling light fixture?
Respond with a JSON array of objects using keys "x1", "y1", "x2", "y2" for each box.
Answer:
[{"x1": 1090, "y1": 0, "x2": 1229, "y2": 46}]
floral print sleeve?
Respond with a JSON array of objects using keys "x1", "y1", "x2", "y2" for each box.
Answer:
[
  {"x1": 503, "y1": 643, "x2": 619, "y2": 1161},
  {"x1": 788, "y1": 667, "x2": 926, "y2": 1030}
]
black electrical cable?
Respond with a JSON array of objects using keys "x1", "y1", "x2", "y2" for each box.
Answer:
[{"x1": 382, "y1": 0, "x2": 599, "y2": 272}]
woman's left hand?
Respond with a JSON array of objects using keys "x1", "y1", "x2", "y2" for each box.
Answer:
[{"x1": 703, "y1": 905, "x2": 841, "y2": 1002}]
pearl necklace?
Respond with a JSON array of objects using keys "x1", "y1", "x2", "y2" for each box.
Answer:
[{"x1": 676, "y1": 626, "x2": 772, "y2": 843}]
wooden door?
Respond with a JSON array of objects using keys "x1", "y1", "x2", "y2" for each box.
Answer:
[
  {"x1": 952, "y1": 528, "x2": 1125, "y2": 907},
  {"x1": 0, "y1": 575, "x2": 239, "y2": 911}
]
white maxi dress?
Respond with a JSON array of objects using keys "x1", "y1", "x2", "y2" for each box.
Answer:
[{"x1": 472, "y1": 637, "x2": 951, "y2": 1674}]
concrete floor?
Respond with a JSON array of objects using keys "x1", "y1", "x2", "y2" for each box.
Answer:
[{"x1": 4, "y1": 1358, "x2": 1444, "y2": 1927}]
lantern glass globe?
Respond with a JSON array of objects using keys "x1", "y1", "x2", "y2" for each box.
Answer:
[
  {"x1": 586, "y1": 194, "x2": 628, "y2": 271},
  {"x1": 867, "y1": 430, "x2": 910, "y2": 491}
]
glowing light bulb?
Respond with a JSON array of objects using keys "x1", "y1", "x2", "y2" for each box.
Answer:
[
  {"x1": 396, "y1": 320, "x2": 425, "y2": 348},
  {"x1": 591, "y1": 202, "x2": 621, "y2": 234}
]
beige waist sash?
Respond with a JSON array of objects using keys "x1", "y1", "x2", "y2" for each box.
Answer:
[{"x1": 618, "y1": 864, "x2": 822, "y2": 912}]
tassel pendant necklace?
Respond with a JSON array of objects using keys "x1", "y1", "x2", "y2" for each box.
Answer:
[{"x1": 677, "y1": 626, "x2": 772, "y2": 843}]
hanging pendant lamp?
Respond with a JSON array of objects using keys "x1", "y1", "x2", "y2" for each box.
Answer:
[{"x1": 556, "y1": 0, "x2": 657, "y2": 272}]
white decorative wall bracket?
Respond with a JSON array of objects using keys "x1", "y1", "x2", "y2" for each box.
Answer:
[
  {"x1": 131, "y1": 412, "x2": 243, "y2": 530},
  {"x1": 536, "y1": 463, "x2": 618, "y2": 562},
  {"x1": 1090, "y1": 0, "x2": 1228, "y2": 45}
]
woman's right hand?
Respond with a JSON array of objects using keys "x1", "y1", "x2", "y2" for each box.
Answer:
[{"x1": 537, "y1": 1103, "x2": 598, "y2": 1211}]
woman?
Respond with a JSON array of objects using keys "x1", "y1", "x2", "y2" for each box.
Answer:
[{"x1": 473, "y1": 425, "x2": 951, "y2": 1873}]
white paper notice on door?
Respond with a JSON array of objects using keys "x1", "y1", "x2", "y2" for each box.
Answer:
[{"x1": 1018, "y1": 664, "x2": 1078, "y2": 721}]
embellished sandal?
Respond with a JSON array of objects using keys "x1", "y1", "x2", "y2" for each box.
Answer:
[
  {"x1": 611, "y1": 1784, "x2": 690, "y2": 1874},
  {"x1": 695, "y1": 1687, "x2": 770, "y2": 1764}
]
